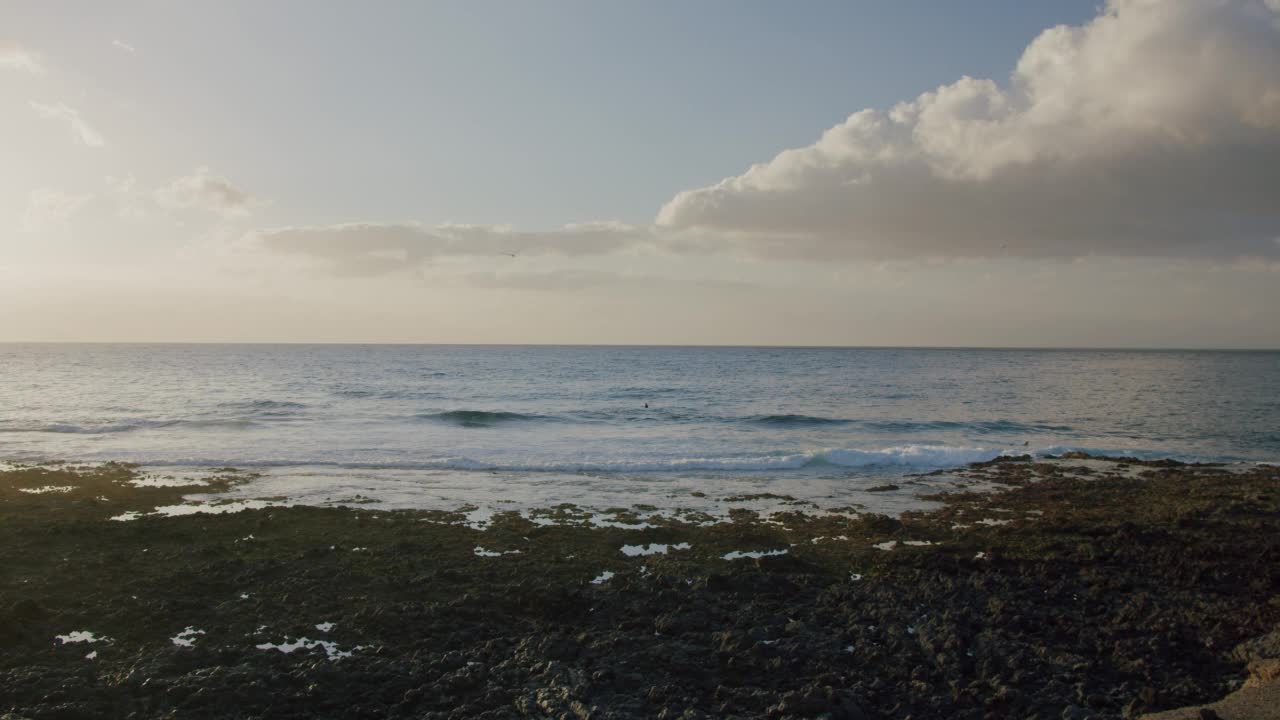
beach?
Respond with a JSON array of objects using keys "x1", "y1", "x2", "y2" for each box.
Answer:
[
  {"x1": 9, "y1": 0, "x2": 1280, "y2": 716},
  {"x1": 2, "y1": 454, "x2": 1277, "y2": 719}
]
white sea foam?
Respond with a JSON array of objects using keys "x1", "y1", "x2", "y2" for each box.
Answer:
[
  {"x1": 110, "y1": 499, "x2": 285, "y2": 521},
  {"x1": 171, "y1": 627, "x2": 205, "y2": 648},
  {"x1": 18, "y1": 485, "x2": 75, "y2": 494},
  {"x1": 159, "y1": 462, "x2": 951, "y2": 521},
  {"x1": 56, "y1": 631, "x2": 107, "y2": 644},
  {"x1": 129, "y1": 469, "x2": 214, "y2": 487},
  {"x1": 165, "y1": 445, "x2": 1008, "y2": 474}
]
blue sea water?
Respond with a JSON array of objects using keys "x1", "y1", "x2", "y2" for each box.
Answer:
[{"x1": 1, "y1": 344, "x2": 1278, "y2": 479}]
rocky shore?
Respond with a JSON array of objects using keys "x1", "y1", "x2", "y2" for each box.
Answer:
[{"x1": 1, "y1": 455, "x2": 1277, "y2": 719}]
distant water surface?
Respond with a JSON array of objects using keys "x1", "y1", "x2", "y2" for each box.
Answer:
[{"x1": 2, "y1": 344, "x2": 1277, "y2": 484}]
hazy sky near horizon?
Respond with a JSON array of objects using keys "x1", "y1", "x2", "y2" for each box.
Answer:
[{"x1": 3, "y1": 0, "x2": 1280, "y2": 347}]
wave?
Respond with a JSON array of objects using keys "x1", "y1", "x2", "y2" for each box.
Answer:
[
  {"x1": 0, "y1": 419, "x2": 179, "y2": 435},
  {"x1": 216, "y1": 400, "x2": 308, "y2": 417},
  {"x1": 415, "y1": 410, "x2": 549, "y2": 427},
  {"x1": 607, "y1": 387, "x2": 691, "y2": 399},
  {"x1": 333, "y1": 387, "x2": 444, "y2": 400},
  {"x1": 818, "y1": 445, "x2": 1006, "y2": 467},
  {"x1": 103, "y1": 444, "x2": 1015, "y2": 473},
  {"x1": 854, "y1": 419, "x2": 1073, "y2": 434},
  {"x1": 749, "y1": 414, "x2": 849, "y2": 426},
  {"x1": 180, "y1": 419, "x2": 261, "y2": 430},
  {"x1": 0, "y1": 417, "x2": 264, "y2": 435}
]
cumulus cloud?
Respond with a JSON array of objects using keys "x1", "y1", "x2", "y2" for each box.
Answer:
[
  {"x1": 113, "y1": 168, "x2": 256, "y2": 219},
  {"x1": 30, "y1": 102, "x2": 105, "y2": 147},
  {"x1": 0, "y1": 43, "x2": 43, "y2": 73},
  {"x1": 22, "y1": 188, "x2": 93, "y2": 232},
  {"x1": 657, "y1": 0, "x2": 1280, "y2": 259},
  {"x1": 250, "y1": 221, "x2": 650, "y2": 275}
]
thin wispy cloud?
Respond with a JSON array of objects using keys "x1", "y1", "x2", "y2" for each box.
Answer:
[
  {"x1": 30, "y1": 102, "x2": 106, "y2": 148},
  {"x1": 112, "y1": 39, "x2": 137, "y2": 54},
  {"x1": 250, "y1": 221, "x2": 650, "y2": 275},
  {"x1": 22, "y1": 188, "x2": 93, "y2": 232},
  {"x1": 114, "y1": 168, "x2": 257, "y2": 219},
  {"x1": 0, "y1": 43, "x2": 44, "y2": 73},
  {"x1": 657, "y1": 0, "x2": 1280, "y2": 260}
]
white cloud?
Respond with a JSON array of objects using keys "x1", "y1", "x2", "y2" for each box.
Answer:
[
  {"x1": 112, "y1": 39, "x2": 137, "y2": 54},
  {"x1": 30, "y1": 102, "x2": 105, "y2": 147},
  {"x1": 657, "y1": 0, "x2": 1280, "y2": 259},
  {"x1": 0, "y1": 43, "x2": 43, "y2": 73},
  {"x1": 22, "y1": 189, "x2": 93, "y2": 232},
  {"x1": 114, "y1": 168, "x2": 256, "y2": 219},
  {"x1": 250, "y1": 221, "x2": 650, "y2": 275}
]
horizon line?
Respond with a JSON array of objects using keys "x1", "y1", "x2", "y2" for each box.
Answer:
[{"x1": 1, "y1": 341, "x2": 1277, "y2": 352}]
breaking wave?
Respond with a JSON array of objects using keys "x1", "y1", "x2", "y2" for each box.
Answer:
[{"x1": 127, "y1": 445, "x2": 1014, "y2": 473}]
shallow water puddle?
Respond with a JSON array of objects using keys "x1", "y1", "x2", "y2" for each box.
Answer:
[
  {"x1": 874, "y1": 540, "x2": 933, "y2": 551},
  {"x1": 56, "y1": 630, "x2": 108, "y2": 644},
  {"x1": 473, "y1": 546, "x2": 521, "y2": 557},
  {"x1": 255, "y1": 637, "x2": 359, "y2": 661},
  {"x1": 129, "y1": 471, "x2": 213, "y2": 488},
  {"x1": 18, "y1": 486, "x2": 75, "y2": 494},
  {"x1": 620, "y1": 542, "x2": 690, "y2": 557},
  {"x1": 721, "y1": 549, "x2": 788, "y2": 560},
  {"x1": 590, "y1": 516, "x2": 658, "y2": 530},
  {"x1": 110, "y1": 499, "x2": 284, "y2": 521}
]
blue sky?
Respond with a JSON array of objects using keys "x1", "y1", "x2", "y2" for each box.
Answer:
[
  {"x1": 9, "y1": 1, "x2": 1098, "y2": 227},
  {"x1": 3, "y1": 1, "x2": 1279, "y2": 346}
]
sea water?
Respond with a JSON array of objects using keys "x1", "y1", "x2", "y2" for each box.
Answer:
[{"x1": 2, "y1": 344, "x2": 1277, "y2": 513}]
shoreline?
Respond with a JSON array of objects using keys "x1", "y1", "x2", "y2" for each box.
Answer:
[{"x1": 2, "y1": 454, "x2": 1277, "y2": 718}]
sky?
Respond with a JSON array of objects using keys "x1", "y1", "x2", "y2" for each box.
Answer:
[{"x1": 2, "y1": 0, "x2": 1279, "y2": 347}]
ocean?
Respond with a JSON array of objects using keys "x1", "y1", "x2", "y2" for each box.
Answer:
[{"x1": 2, "y1": 344, "x2": 1277, "y2": 515}]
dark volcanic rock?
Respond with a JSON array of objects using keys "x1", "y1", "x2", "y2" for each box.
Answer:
[{"x1": 1, "y1": 460, "x2": 1277, "y2": 719}]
